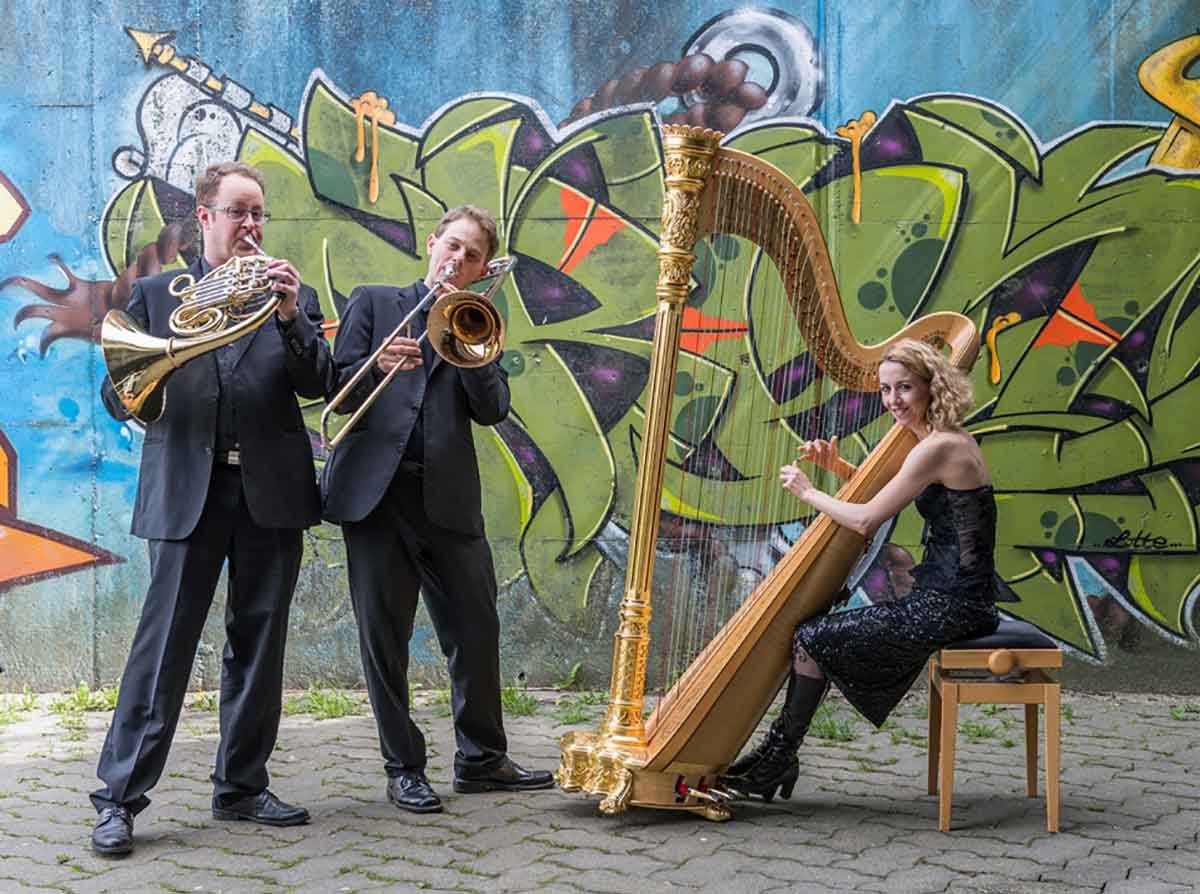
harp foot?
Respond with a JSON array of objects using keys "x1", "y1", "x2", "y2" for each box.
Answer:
[
  {"x1": 700, "y1": 803, "x2": 733, "y2": 822},
  {"x1": 597, "y1": 768, "x2": 633, "y2": 815}
]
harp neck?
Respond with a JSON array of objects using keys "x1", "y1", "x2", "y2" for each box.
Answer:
[{"x1": 663, "y1": 125, "x2": 979, "y2": 381}]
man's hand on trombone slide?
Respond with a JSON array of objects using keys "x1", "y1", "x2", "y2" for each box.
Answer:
[{"x1": 375, "y1": 335, "x2": 423, "y2": 374}]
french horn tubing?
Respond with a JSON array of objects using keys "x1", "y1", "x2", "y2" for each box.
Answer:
[{"x1": 100, "y1": 237, "x2": 280, "y2": 423}]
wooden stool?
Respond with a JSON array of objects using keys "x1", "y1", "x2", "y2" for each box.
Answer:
[{"x1": 927, "y1": 618, "x2": 1062, "y2": 832}]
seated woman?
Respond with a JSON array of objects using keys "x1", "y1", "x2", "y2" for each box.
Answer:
[{"x1": 724, "y1": 338, "x2": 999, "y2": 800}]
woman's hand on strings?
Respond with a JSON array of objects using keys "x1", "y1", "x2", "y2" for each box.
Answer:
[
  {"x1": 779, "y1": 463, "x2": 814, "y2": 500},
  {"x1": 797, "y1": 436, "x2": 857, "y2": 481}
]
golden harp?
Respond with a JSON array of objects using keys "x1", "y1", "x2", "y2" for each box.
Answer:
[{"x1": 556, "y1": 125, "x2": 979, "y2": 820}]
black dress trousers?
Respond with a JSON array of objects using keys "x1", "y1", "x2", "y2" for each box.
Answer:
[
  {"x1": 341, "y1": 466, "x2": 506, "y2": 778},
  {"x1": 91, "y1": 464, "x2": 302, "y2": 813}
]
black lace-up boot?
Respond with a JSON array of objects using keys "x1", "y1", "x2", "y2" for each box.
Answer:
[
  {"x1": 724, "y1": 673, "x2": 798, "y2": 779},
  {"x1": 721, "y1": 675, "x2": 828, "y2": 801}
]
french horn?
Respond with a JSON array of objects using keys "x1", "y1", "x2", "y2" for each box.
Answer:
[{"x1": 101, "y1": 244, "x2": 279, "y2": 423}]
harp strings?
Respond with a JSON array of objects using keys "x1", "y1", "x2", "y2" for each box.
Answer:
[{"x1": 650, "y1": 163, "x2": 829, "y2": 704}]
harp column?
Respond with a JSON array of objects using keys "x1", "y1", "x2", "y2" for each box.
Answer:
[{"x1": 557, "y1": 126, "x2": 722, "y2": 814}]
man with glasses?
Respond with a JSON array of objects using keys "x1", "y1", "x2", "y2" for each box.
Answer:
[{"x1": 90, "y1": 161, "x2": 334, "y2": 856}]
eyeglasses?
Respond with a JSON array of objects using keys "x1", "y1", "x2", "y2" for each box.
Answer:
[{"x1": 204, "y1": 205, "x2": 271, "y2": 224}]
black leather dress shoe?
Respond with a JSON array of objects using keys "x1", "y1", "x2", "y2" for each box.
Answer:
[
  {"x1": 212, "y1": 790, "x2": 310, "y2": 827},
  {"x1": 91, "y1": 806, "x2": 134, "y2": 857},
  {"x1": 387, "y1": 771, "x2": 443, "y2": 813},
  {"x1": 453, "y1": 756, "x2": 555, "y2": 793}
]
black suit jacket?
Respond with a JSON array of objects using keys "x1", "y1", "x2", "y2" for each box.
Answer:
[
  {"x1": 101, "y1": 259, "x2": 334, "y2": 540},
  {"x1": 321, "y1": 282, "x2": 509, "y2": 535}
]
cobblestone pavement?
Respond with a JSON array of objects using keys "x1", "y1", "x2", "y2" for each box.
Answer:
[{"x1": 1, "y1": 687, "x2": 1197, "y2": 893}]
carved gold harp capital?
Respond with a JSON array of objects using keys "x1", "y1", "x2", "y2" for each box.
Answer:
[{"x1": 556, "y1": 125, "x2": 978, "y2": 820}]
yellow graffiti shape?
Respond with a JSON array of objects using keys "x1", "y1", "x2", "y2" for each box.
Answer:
[
  {"x1": 835, "y1": 110, "x2": 877, "y2": 224},
  {"x1": 1139, "y1": 34, "x2": 1200, "y2": 169},
  {"x1": 985, "y1": 312, "x2": 1022, "y2": 384},
  {"x1": 350, "y1": 91, "x2": 397, "y2": 204}
]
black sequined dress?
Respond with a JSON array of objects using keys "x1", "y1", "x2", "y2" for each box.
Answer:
[{"x1": 793, "y1": 483, "x2": 1000, "y2": 727}]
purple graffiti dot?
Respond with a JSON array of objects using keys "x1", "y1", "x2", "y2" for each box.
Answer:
[
  {"x1": 565, "y1": 159, "x2": 591, "y2": 181},
  {"x1": 1041, "y1": 550, "x2": 1058, "y2": 564},
  {"x1": 539, "y1": 284, "x2": 565, "y2": 305},
  {"x1": 593, "y1": 367, "x2": 620, "y2": 385},
  {"x1": 1127, "y1": 331, "x2": 1147, "y2": 348},
  {"x1": 1097, "y1": 556, "x2": 1121, "y2": 572}
]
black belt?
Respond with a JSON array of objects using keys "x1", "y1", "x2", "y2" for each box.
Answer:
[{"x1": 215, "y1": 449, "x2": 241, "y2": 466}]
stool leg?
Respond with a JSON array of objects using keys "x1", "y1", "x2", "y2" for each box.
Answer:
[
  {"x1": 1045, "y1": 683, "x2": 1061, "y2": 833},
  {"x1": 928, "y1": 662, "x2": 942, "y2": 795},
  {"x1": 938, "y1": 681, "x2": 958, "y2": 832},
  {"x1": 1024, "y1": 702, "x2": 1039, "y2": 797}
]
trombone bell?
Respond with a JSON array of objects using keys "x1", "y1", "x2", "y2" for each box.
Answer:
[{"x1": 427, "y1": 290, "x2": 506, "y2": 368}]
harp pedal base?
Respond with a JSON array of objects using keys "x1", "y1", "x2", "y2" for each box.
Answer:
[{"x1": 557, "y1": 732, "x2": 735, "y2": 820}]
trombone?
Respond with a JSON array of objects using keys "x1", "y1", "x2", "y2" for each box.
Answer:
[{"x1": 320, "y1": 256, "x2": 515, "y2": 451}]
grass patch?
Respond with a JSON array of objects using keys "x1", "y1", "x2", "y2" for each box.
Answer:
[
  {"x1": 553, "y1": 696, "x2": 594, "y2": 725},
  {"x1": 189, "y1": 691, "x2": 219, "y2": 712},
  {"x1": 555, "y1": 661, "x2": 582, "y2": 691},
  {"x1": 1062, "y1": 704, "x2": 1075, "y2": 725},
  {"x1": 960, "y1": 719, "x2": 998, "y2": 740},
  {"x1": 1169, "y1": 703, "x2": 1200, "y2": 722},
  {"x1": 888, "y1": 725, "x2": 927, "y2": 749},
  {"x1": 810, "y1": 703, "x2": 857, "y2": 742},
  {"x1": 853, "y1": 754, "x2": 898, "y2": 773},
  {"x1": 283, "y1": 685, "x2": 364, "y2": 721},
  {"x1": 57, "y1": 712, "x2": 88, "y2": 742},
  {"x1": 42, "y1": 682, "x2": 116, "y2": 741},
  {"x1": 501, "y1": 679, "x2": 539, "y2": 717},
  {"x1": 422, "y1": 688, "x2": 453, "y2": 717},
  {"x1": 49, "y1": 682, "x2": 119, "y2": 714}
]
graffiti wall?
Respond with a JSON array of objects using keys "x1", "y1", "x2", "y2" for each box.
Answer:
[{"x1": 1, "y1": 1, "x2": 1198, "y2": 692}]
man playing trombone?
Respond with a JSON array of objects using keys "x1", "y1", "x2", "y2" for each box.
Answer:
[
  {"x1": 322, "y1": 205, "x2": 552, "y2": 813},
  {"x1": 91, "y1": 162, "x2": 333, "y2": 856}
]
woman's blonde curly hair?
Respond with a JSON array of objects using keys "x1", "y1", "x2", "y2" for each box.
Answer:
[{"x1": 880, "y1": 338, "x2": 973, "y2": 431}]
